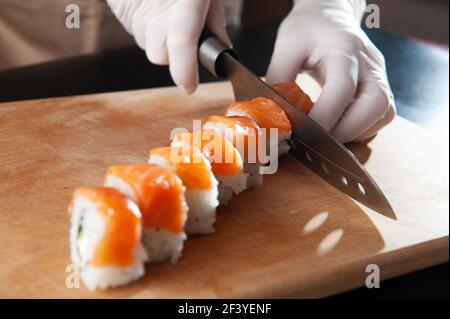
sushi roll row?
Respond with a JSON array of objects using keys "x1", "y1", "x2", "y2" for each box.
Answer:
[{"x1": 68, "y1": 81, "x2": 313, "y2": 290}]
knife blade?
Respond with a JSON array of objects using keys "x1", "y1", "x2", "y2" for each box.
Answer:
[{"x1": 199, "y1": 36, "x2": 396, "y2": 219}]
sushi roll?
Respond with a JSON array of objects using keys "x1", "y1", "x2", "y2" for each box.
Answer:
[
  {"x1": 202, "y1": 115, "x2": 264, "y2": 188},
  {"x1": 69, "y1": 187, "x2": 147, "y2": 290},
  {"x1": 149, "y1": 146, "x2": 219, "y2": 235},
  {"x1": 225, "y1": 97, "x2": 292, "y2": 156},
  {"x1": 272, "y1": 82, "x2": 314, "y2": 114},
  {"x1": 104, "y1": 164, "x2": 187, "y2": 264},
  {"x1": 171, "y1": 129, "x2": 247, "y2": 205}
]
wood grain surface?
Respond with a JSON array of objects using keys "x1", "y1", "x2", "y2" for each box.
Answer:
[{"x1": 0, "y1": 77, "x2": 448, "y2": 298}]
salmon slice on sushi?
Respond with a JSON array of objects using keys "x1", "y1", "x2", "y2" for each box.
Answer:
[
  {"x1": 272, "y1": 82, "x2": 314, "y2": 114},
  {"x1": 104, "y1": 164, "x2": 187, "y2": 264},
  {"x1": 69, "y1": 187, "x2": 147, "y2": 290},
  {"x1": 149, "y1": 146, "x2": 219, "y2": 235},
  {"x1": 225, "y1": 97, "x2": 292, "y2": 156},
  {"x1": 171, "y1": 129, "x2": 247, "y2": 205},
  {"x1": 202, "y1": 115, "x2": 264, "y2": 188}
]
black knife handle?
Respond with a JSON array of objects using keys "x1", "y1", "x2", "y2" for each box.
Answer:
[{"x1": 198, "y1": 29, "x2": 238, "y2": 78}]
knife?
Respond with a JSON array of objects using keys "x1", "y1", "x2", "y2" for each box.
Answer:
[{"x1": 199, "y1": 35, "x2": 396, "y2": 219}]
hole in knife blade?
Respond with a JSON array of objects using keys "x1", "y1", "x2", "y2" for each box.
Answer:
[
  {"x1": 357, "y1": 182, "x2": 366, "y2": 195},
  {"x1": 321, "y1": 163, "x2": 330, "y2": 175},
  {"x1": 306, "y1": 151, "x2": 313, "y2": 162},
  {"x1": 341, "y1": 176, "x2": 348, "y2": 186}
]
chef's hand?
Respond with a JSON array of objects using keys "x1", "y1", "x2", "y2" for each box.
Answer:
[
  {"x1": 266, "y1": 0, "x2": 395, "y2": 143},
  {"x1": 106, "y1": 0, "x2": 231, "y2": 94}
]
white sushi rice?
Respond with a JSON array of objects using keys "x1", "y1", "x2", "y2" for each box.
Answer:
[
  {"x1": 143, "y1": 228, "x2": 186, "y2": 263},
  {"x1": 104, "y1": 174, "x2": 188, "y2": 263},
  {"x1": 80, "y1": 258, "x2": 146, "y2": 291},
  {"x1": 149, "y1": 153, "x2": 219, "y2": 235},
  {"x1": 184, "y1": 188, "x2": 218, "y2": 234},
  {"x1": 217, "y1": 172, "x2": 248, "y2": 205},
  {"x1": 69, "y1": 196, "x2": 147, "y2": 291},
  {"x1": 244, "y1": 163, "x2": 263, "y2": 188}
]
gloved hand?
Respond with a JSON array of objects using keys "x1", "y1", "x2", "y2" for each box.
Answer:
[
  {"x1": 106, "y1": 0, "x2": 231, "y2": 94},
  {"x1": 266, "y1": 0, "x2": 395, "y2": 143}
]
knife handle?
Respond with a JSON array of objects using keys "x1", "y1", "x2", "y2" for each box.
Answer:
[{"x1": 198, "y1": 30, "x2": 238, "y2": 78}]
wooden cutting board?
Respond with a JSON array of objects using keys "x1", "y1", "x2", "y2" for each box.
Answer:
[{"x1": 0, "y1": 76, "x2": 448, "y2": 298}]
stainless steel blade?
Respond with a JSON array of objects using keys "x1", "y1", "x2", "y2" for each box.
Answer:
[{"x1": 199, "y1": 36, "x2": 396, "y2": 219}]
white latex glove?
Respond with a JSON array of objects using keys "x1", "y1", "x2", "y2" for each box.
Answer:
[
  {"x1": 107, "y1": 0, "x2": 231, "y2": 94},
  {"x1": 266, "y1": 0, "x2": 396, "y2": 143}
]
